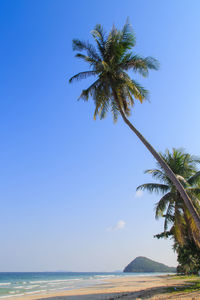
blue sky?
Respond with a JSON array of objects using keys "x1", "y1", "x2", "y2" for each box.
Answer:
[{"x1": 1, "y1": 0, "x2": 200, "y2": 271}]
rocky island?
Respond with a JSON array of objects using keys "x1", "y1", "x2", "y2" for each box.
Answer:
[{"x1": 123, "y1": 256, "x2": 176, "y2": 273}]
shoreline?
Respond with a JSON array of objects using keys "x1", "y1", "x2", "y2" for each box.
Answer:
[{"x1": 6, "y1": 274, "x2": 200, "y2": 300}]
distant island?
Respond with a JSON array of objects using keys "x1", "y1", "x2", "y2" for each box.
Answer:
[{"x1": 123, "y1": 256, "x2": 176, "y2": 273}]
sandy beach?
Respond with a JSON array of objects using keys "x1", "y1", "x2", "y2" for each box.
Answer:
[{"x1": 7, "y1": 275, "x2": 200, "y2": 300}]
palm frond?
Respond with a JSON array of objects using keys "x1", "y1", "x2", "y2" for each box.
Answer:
[
  {"x1": 91, "y1": 24, "x2": 106, "y2": 43},
  {"x1": 110, "y1": 100, "x2": 119, "y2": 123},
  {"x1": 187, "y1": 187, "x2": 200, "y2": 196},
  {"x1": 159, "y1": 148, "x2": 198, "y2": 179},
  {"x1": 118, "y1": 72, "x2": 148, "y2": 106},
  {"x1": 130, "y1": 80, "x2": 149, "y2": 102},
  {"x1": 69, "y1": 71, "x2": 97, "y2": 83},
  {"x1": 120, "y1": 20, "x2": 136, "y2": 49},
  {"x1": 137, "y1": 183, "x2": 169, "y2": 194},
  {"x1": 164, "y1": 203, "x2": 175, "y2": 231},
  {"x1": 122, "y1": 86, "x2": 134, "y2": 107},
  {"x1": 143, "y1": 57, "x2": 160, "y2": 70},
  {"x1": 78, "y1": 79, "x2": 100, "y2": 101},
  {"x1": 154, "y1": 231, "x2": 173, "y2": 239},
  {"x1": 92, "y1": 80, "x2": 111, "y2": 120},
  {"x1": 91, "y1": 24, "x2": 106, "y2": 57},
  {"x1": 184, "y1": 206, "x2": 200, "y2": 248},
  {"x1": 72, "y1": 39, "x2": 100, "y2": 61},
  {"x1": 121, "y1": 55, "x2": 159, "y2": 77},
  {"x1": 188, "y1": 171, "x2": 200, "y2": 185},
  {"x1": 118, "y1": 88, "x2": 131, "y2": 116},
  {"x1": 173, "y1": 211, "x2": 186, "y2": 246},
  {"x1": 155, "y1": 192, "x2": 172, "y2": 219},
  {"x1": 74, "y1": 53, "x2": 97, "y2": 66},
  {"x1": 99, "y1": 99, "x2": 110, "y2": 120},
  {"x1": 144, "y1": 169, "x2": 168, "y2": 183}
]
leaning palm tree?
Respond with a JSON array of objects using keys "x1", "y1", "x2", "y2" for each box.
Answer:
[
  {"x1": 69, "y1": 21, "x2": 200, "y2": 232},
  {"x1": 137, "y1": 149, "x2": 200, "y2": 247}
]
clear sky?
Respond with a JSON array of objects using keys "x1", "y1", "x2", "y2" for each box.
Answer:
[{"x1": 1, "y1": 0, "x2": 200, "y2": 272}]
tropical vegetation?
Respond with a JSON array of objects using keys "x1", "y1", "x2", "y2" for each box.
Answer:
[
  {"x1": 176, "y1": 239, "x2": 200, "y2": 274},
  {"x1": 137, "y1": 148, "x2": 200, "y2": 274},
  {"x1": 69, "y1": 21, "x2": 200, "y2": 232}
]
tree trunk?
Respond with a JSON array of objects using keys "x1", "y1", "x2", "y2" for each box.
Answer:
[{"x1": 112, "y1": 90, "x2": 200, "y2": 234}]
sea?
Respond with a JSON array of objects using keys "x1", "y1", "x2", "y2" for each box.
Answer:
[{"x1": 0, "y1": 272, "x2": 169, "y2": 298}]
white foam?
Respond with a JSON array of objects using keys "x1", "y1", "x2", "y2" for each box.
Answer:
[
  {"x1": 29, "y1": 279, "x2": 79, "y2": 286},
  {"x1": 0, "y1": 294, "x2": 25, "y2": 298},
  {"x1": 24, "y1": 285, "x2": 40, "y2": 290},
  {"x1": 25, "y1": 290, "x2": 46, "y2": 295},
  {"x1": 29, "y1": 280, "x2": 47, "y2": 284}
]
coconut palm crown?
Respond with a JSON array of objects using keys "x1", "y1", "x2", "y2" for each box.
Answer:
[
  {"x1": 69, "y1": 22, "x2": 159, "y2": 121},
  {"x1": 137, "y1": 149, "x2": 200, "y2": 247}
]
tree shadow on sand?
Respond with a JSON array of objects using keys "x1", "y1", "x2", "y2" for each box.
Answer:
[{"x1": 39, "y1": 282, "x2": 198, "y2": 300}]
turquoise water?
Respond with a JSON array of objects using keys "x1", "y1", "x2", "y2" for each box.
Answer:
[{"x1": 0, "y1": 272, "x2": 169, "y2": 298}]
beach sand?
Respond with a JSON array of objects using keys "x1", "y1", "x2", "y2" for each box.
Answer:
[{"x1": 8, "y1": 275, "x2": 200, "y2": 300}]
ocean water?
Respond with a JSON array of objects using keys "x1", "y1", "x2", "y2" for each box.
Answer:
[{"x1": 0, "y1": 272, "x2": 168, "y2": 298}]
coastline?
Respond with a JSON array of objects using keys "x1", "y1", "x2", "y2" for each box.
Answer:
[{"x1": 6, "y1": 275, "x2": 200, "y2": 300}]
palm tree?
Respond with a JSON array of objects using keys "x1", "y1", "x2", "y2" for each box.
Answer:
[
  {"x1": 137, "y1": 149, "x2": 200, "y2": 247},
  {"x1": 69, "y1": 21, "x2": 200, "y2": 232}
]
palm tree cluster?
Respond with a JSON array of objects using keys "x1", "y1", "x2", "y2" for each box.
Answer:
[
  {"x1": 69, "y1": 21, "x2": 200, "y2": 233},
  {"x1": 137, "y1": 149, "x2": 200, "y2": 274}
]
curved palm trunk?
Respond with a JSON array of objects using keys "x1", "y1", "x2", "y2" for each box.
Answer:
[{"x1": 112, "y1": 91, "x2": 200, "y2": 234}]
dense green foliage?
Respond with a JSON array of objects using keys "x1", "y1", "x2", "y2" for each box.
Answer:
[
  {"x1": 137, "y1": 149, "x2": 200, "y2": 274},
  {"x1": 176, "y1": 239, "x2": 200, "y2": 275},
  {"x1": 123, "y1": 256, "x2": 176, "y2": 273}
]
